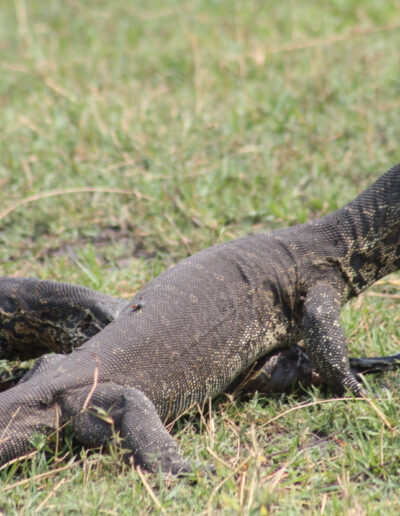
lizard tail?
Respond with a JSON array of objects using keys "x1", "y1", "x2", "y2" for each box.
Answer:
[{"x1": 349, "y1": 352, "x2": 400, "y2": 374}]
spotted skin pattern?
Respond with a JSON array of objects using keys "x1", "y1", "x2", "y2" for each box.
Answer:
[
  {"x1": 1, "y1": 163, "x2": 400, "y2": 473},
  {"x1": 0, "y1": 277, "x2": 126, "y2": 359}
]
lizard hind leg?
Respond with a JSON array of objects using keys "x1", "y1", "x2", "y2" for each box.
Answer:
[
  {"x1": 120, "y1": 387, "x2": 193, "y2": 475},
  {"x1": 62, "y1": 384, "x2": 193, "y2": 475}
]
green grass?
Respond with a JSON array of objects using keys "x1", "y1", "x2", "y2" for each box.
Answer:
[{"x1": 1, "y1": 0, "x2": 400, "y2": 513}]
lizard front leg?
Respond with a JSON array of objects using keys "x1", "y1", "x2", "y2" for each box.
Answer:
[{"x1": 302, "y1": 282, "x2": 363, "y2": 396}]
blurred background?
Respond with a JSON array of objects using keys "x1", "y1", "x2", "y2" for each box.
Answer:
[{"x1": 1, "y1": 1, "x2": 400, "y2": 294}]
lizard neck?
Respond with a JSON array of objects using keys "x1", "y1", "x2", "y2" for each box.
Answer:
[{"x1": 329, "y1": 163, "x2": 400, "y2": 295}]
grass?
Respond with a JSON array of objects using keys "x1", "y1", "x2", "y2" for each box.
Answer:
[{"x1": 1, "y1": 0, "x2": 400, "y2": 513}]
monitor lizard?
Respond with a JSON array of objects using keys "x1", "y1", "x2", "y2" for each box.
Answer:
[
  {"x1": 1, "y1": 163, "x2": 400, "y2": 474},
  {"x1": 1, "y1": 277, "x2": 399, "y2": 395}
]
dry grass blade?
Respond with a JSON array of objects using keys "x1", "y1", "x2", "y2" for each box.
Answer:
[
  {"x1": 82, "y1": 358, "x2": 99, "y2": 412},
  {"x1": 0, "y1": 187, "x2": 154, "y2": 222},
  {"x1": 0, "y1": 407, "x2": 21, "y2": 451},
  {"x1": 265, "y1": 21, "x2": 400, "y2": 55},
  {"x1": 263, "y1": 395, "x2": 394, "y2": 434},
  {"x1": 164, "y1": 213, "x2": 192, "y2": 254},
  {"x1": 207, "y1": 455, "x2": 253, "y2": 515},
  {"x1": 136, "y1": 468, "x2": 165, "y2": 513},
  {"x1": 361, "y1": 394, "x2": 395, "y2": 436},
  {"x1": 0, "y1": 450, "x2": 38, "y2": 472},
  {"x1": 262, "y1": 397, "x2": 356, "y2": 427},
  {"x1": 2, "y1": 461, "x2": 82, "y2": 493},
  {"x1": 206, "y1": 446, "x2": 231, "y2": 469},
  {"x1": 35, "y1": 477, "x2": 67, "y2": 512},
  {"x1": 365, "y1": 292, "x2": 400, "y2": 300}
]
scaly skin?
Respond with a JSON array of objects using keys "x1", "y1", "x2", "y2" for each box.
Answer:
[
  {"x1": 2, "y1": 281, "x2": 399, "y2": 397},
  {"x1": 1, "y1": 163, "x2": 400, "y2": 473},
  {"x1": 0, "y1": 277, "x2": 126, "y2": 359},
  {"x1": 1, "y1": 280, "x2": 398, "y2": 395}
]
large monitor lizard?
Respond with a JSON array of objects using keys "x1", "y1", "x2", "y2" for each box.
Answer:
[
  {"x1": 1, "y1": 277, "x2": 399, "y2": 395},
  {"x1": 1, "y1": 163, "x2": 400, "y2": 474}
]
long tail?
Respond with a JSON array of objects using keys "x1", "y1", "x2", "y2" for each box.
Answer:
[{"x1": 349, "y1": 352, "x2": 400, "y2": 374}]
